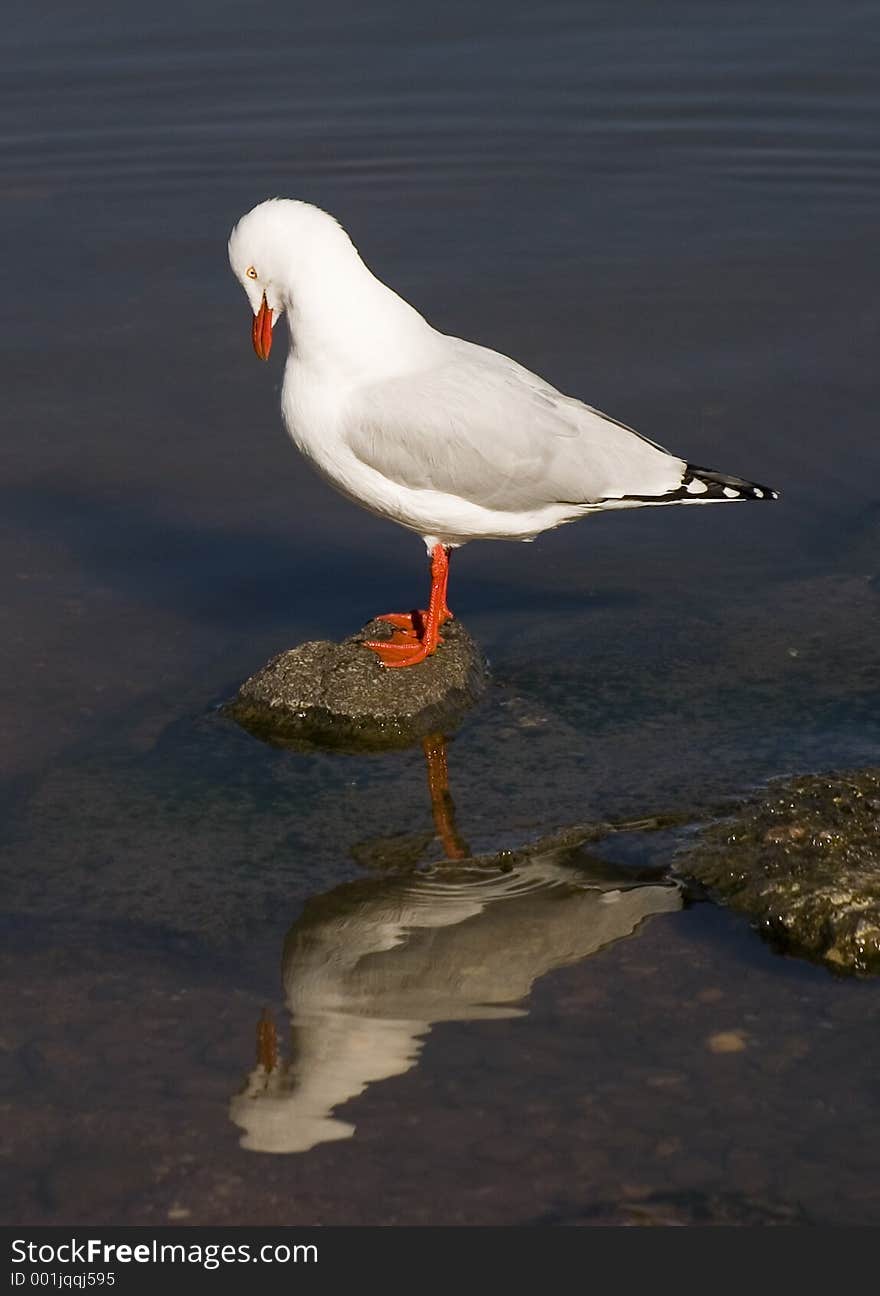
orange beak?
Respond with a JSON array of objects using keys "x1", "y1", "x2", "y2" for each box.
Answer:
[{"x1": 251, "y1": 292, "x2": 273, "y2": 361}]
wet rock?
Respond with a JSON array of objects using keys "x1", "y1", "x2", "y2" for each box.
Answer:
[
  {"x1": 675, "y1": 770, "x2": 880, "y2": 975},
  {"x1": 226, "y1": 618, "x2": 488, "y2": 751}
]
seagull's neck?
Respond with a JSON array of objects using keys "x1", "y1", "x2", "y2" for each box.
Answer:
[{"x1": 281, "y1": 245, "x2": 439, "y2": 385}]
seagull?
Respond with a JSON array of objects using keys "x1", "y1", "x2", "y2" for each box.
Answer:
[{"x1": 229, "y1": 199, "x2": 778, "y2": 667}]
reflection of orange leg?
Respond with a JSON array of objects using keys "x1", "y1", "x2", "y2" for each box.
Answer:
[
  {"x1": 365, "y1": 545, "x2": 453, "y2": 668},
  {"x1": 256, "y1": 1008, "x2": 279, "y2": 1073},
  {"x1": 422, "y1": 733, "x2": 468, "y2": 860}
]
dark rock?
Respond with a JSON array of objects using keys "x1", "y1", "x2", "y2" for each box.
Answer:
[
  {"x1": 226, "y1": 618, "x2": 488, "y2": 752},
  {"x1": 674, "y1": 769, "x2": 880, "y2": 975}
]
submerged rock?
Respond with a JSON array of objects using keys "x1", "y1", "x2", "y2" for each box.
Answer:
[
  {"x1": 675, "y1": 769, "x2": 880, "y2": 975},
  {"x1": 226, "y1": 618, "x2": 488, "y2": 751}
]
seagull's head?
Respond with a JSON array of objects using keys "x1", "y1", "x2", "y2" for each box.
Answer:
[{"x1": 228, "y1": 198, "x2": 354, "y2": 362}]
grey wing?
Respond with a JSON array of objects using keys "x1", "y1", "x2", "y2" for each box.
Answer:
[{"x1": 344, "y1": 339, "x2": 686, "y2": 512}]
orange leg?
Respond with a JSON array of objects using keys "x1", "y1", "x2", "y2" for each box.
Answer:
[
  {"x1": 422, "y1": 733, "x2": 468, "y2": 859},
  {"x1": 256, "y1": 1008, "x2": 279, "y2": 1073},
  {"x1": 374, "y1": 546, "x2": 453, "y2": 637},
  {"x1": 364, "y1": 545, "x2": 453, "y2": 668}
]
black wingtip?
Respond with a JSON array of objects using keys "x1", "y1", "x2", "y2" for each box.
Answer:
[
  {"x1": 594, "y1": 464, "x2": 780, "y2": 508},
  {"x1": 680, "y1": 464, "x2": 779, "y2": 502}
]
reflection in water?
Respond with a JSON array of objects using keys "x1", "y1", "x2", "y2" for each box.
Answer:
[
  {"x1": 230, "y1": 738, "x2": 681, "y2": 1154},
  {"x1": 422, "y1": 733, "x2": 468, "y2": 860}
]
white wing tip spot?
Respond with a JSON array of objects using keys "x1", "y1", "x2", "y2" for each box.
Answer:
[
  {"x1": 686, "y1": 478, "x2": 709, "y2": 494},
  {"x1": 722, "y1": 486, "x2": 741, "y2": 499}
]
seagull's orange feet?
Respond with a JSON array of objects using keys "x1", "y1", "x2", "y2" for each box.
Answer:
[
  {"x1": 375, "y1": 606, "x2": 453, "y2": 635},
  {"x1": 364, "y1": 544, "x2": 453, "y2": 668}
]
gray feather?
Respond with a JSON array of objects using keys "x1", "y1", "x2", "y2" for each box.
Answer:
[{"x1": 345, "y1": 339, "x2": 685, "y2": 514}]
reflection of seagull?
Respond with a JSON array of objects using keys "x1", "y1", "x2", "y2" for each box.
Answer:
[
  {"x1": 229, "y1": 198, "x2": 778, "y2": 667},
  {"x1": 229, "y1": 858, "x2": 681, "y2": 1154}
]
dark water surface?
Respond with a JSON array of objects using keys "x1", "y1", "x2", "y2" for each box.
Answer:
[{"x1": 2, "y1": 0, "x2": 879, "y2": 1224}]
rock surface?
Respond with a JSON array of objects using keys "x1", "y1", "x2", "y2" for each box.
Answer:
[
  {"x1": 226, "y1": 618, "x2": 488, "y2": 751},
  {"x1": 675, "y1": 769, "x2": 880, "y2": 975}
]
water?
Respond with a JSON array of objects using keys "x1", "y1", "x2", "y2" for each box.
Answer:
[{"x1": 2, "y1": 0, "x2": 880, "y2": 1224}]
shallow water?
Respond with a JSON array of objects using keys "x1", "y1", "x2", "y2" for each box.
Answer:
[{"x1": 2, "y1": 0, "x2": 879, "y2": 1224}]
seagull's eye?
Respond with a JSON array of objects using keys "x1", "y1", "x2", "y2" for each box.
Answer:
[{"x1": 246, "y1": 266, "x2": 258, "y2": 280}]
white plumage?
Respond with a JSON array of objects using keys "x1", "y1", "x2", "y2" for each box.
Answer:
[{"x1": 229, "y1": 199, "x2": 777, "y2": 665}]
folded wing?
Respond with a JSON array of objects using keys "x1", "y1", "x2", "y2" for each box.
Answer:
[{"x1": 344, "y1": 338, "x2": 685, "y2": 514}]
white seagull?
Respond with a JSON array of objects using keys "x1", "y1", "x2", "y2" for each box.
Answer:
[{"x1": 229, "y1": 199, "x2": 778, "y2": 667}]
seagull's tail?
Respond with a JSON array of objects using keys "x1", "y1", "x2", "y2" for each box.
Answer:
[{"x1": 669, "y1": 463, "x2": 779, "y2": 503}]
